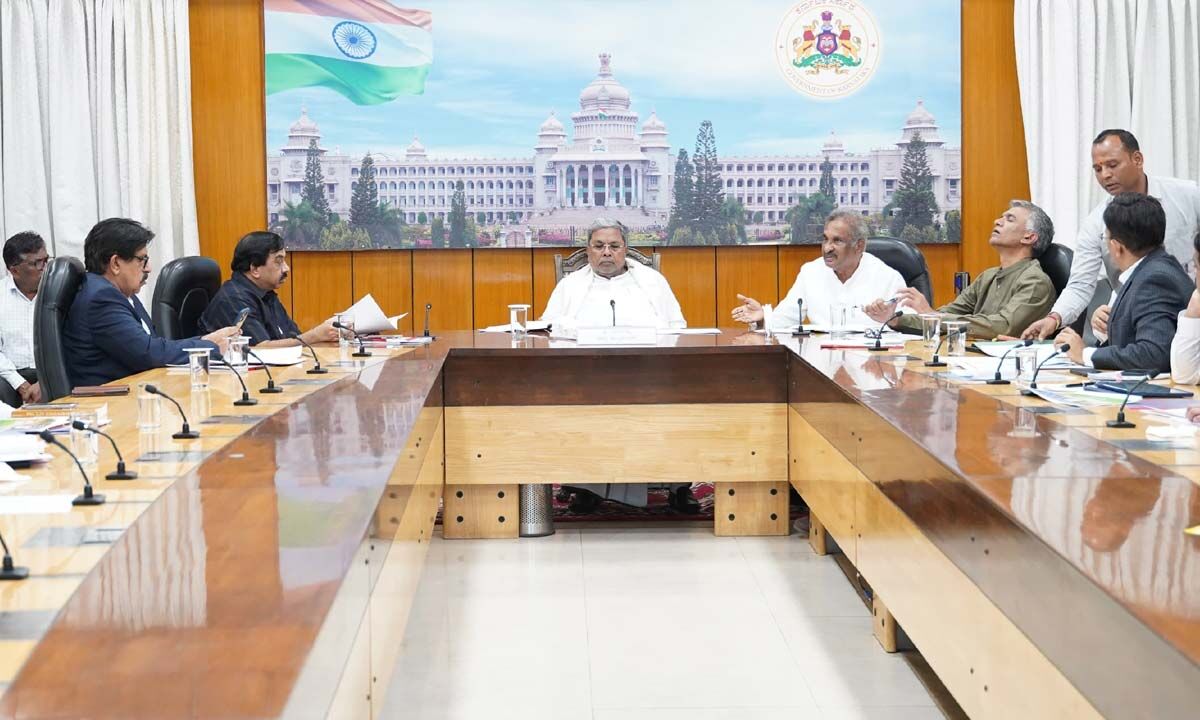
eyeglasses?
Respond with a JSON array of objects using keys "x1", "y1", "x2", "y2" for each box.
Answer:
[
  {"x1": 21, "y1": 256, "x2": 53, "y2": 270},
  {"x1": 589, "y1": 243, "x2": 625, "y2": 253},
  {"x1": 131, "y1": 254, "x2": 150, "y2": 268}
]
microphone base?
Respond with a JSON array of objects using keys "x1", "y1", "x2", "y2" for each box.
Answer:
[
  {"x1": 233, "y1": 396, "x2": 259, "y2": 406},
  {"x1": 106, "y1": 469, "x2": 137, "y2": 481},
  {"x1": 0, "y1": 566, "x2": 28, "y2": 581},
  {"x1": 352, "y1": 351, "x2": 372, "y2": 357},
  {"x1": 867, "y1": 345, "x2": 889, "y2": 352},
  {"x1": 306, "y1": 367, "x2": 328, "y2": 375},
  {"x1": 172, "y1": 430, "x2": 201, "y2": 439},
  {"x1": 791, "y1": 330, "x2": 811, "y2": 337},
  {"x1": 923, "y1": 360, "x2": 947, "y2": 367},
  {"x1": 259, "y1": 386, "x2": 284, "y2": 394},
  {"x1": 1106, "y1": 419, "x2": 1136, "y2": 429},
  {"x1": 73, "y1": 492, "x2": 106, "y2": 506},
  {"x1": 985, "y1": 379, "x2": 1011, "y2": 385}
]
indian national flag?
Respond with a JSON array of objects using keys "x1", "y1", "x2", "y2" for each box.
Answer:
[{"x1": 265, "y1": 0, "x2": 432, "y2": 106}]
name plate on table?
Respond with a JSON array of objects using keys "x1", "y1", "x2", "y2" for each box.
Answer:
[{"x1": 576, "y1": 326, "x2": 658, "y2": 346}]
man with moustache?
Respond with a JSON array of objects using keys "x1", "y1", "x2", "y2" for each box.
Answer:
[
  {"x1": 63, "y1": 218, "x2": 239, "y2": 387},
  {"x1": 730, "y1": 210, "x2": 906, "y2": 330},
  {"x1": 1022, "y1": 129, "x2": 1200, "y2": 340},
  {"x1": 200, "y1": 231, "x2": 337, "y2": 347},
  {"x1": 0, "y1": 231, "x2": 51, "y2": 407},
  {"x1": 865, "y1": 201, "x2": 1056, "y2": 339}
]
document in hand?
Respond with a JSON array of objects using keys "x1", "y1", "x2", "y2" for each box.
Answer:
[{"x1": 342, "y1": 294, "x2": 408, "y2": 334}]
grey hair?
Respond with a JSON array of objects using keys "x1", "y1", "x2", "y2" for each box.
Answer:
[
  {"x1": 825, "y1": 209, "x2": 868, "y2": 244},
  {"x1": 1009, "y1": 200, "x2": 1055, "y2": 257},
  {"x1": 586, "y1": 217, "x2": 628, "y2": 245}
]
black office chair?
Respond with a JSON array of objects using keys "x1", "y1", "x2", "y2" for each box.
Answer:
[
  {"x1": 554, "y1": 247, "x2": 661, "y2": 283},
  {"x1": 865, "y1": 236, "x2": 934, "y2": 306},
  {"x1": 151, "y1": 256, "x2": 222, "y2": 339},
  {"x1": 33, "y1": 257, "x2": 86, "y2": 402},
  {"x1": 1037, "y1": 243, "x2": 1086, "y2": 334}
]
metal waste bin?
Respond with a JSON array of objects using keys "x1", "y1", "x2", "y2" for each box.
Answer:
[{"x1": 519, "y1": 483, "x2": 555, "y2": 537}]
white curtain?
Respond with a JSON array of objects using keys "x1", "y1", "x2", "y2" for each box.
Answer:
[
  {"x1": 0, "y1": 0, "x2": 198, "y2": 291},
  {"x1": 1015, "y1": 0, "x2": 1200, "y2": 249}
]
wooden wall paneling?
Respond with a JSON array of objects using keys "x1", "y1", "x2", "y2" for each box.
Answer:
[
  {"x1": 656, "y1": 247, "x2": 717, "y2": 327},
  {"x1": 776, "y1": 246, "x2": 822, "y2": 299},
  {"x1": 716, "y1": 246, "x2": 779, "y2": 326},
  {"x1": 353, "y1": 251, "x2": 414, "y2": 335},
  {"x1": 961, "y1": 0, "x2": 1031, "y2": 277},
  {"x1": 412, "y1": 250, "x2": 474, "y2": 331},
  {"x1": 472, "y1": 250, "x2": 533, "y2": 329},
  {"x1": 531, "y1": 247, "x2": 565, "y2": 318},
  {"x1": 289, "y1": 252, "x2": 354, "y2": 331},
  {"x1": 189, "y1": 0, "x2": 267, "y2": 279},
  {"x1": 920, "y1": 244, "x2": 963, "y2": 308}
]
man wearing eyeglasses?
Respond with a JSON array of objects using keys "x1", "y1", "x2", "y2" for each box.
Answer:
[
  {"x1": 0, "y1": 232, "x2": 50, "y2": 407},
  {"x1": 63, "y1": 218, "x2": 241, "y2": 388}
]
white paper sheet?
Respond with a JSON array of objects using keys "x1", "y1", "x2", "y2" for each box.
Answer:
[
  {"x1": 247, "y1": 345, "x2": 304, "y2": 366},
  {"x1": 480, "y1": 320, "x2": 551, "y2": 333},
  {"x1": 341, "y1": 294, "x2": 408, "y2": 334},
  {"x1": 0, "y1": 494, "x2": 72, "y2": 514}
]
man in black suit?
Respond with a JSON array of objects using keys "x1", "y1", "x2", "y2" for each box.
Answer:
[{"x1": 1060, "y1": 193, "x2": 1192, "y2": 372}]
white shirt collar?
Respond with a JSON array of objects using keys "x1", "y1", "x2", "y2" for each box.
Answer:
[{"x1": 1118, "y1": 255, "x2": 1145, "y2": 285}]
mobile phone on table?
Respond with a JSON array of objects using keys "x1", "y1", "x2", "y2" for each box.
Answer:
[{"x1": 234, "y1": 307, "x2": 251, "y2": 330}]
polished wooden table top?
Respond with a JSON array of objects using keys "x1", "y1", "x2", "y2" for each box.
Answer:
[{"x1": 0, "y1": 329, "x2": 1195, "y2": 716}]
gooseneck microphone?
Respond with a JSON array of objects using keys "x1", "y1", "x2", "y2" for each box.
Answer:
[
  {"x1": 0, "y1": 527, "x2": 28, "y2": 580},
  {"x1": 71, "y1": 421, "x2": 136, "y2": 480},
  {"x1": 246, "y1": 349, "x2": 283, "y2": 394},
  {"x1": 423, "y1": 303, "x2": 433, "y2": 338},
  {"x1": 144, "y1": 384, "x2": 200, "y2": 439},
  {"x1": 214, "y1": 357, "x2": 257, "y2": 406},
  {"x1": 868, "y1": 311, "x2": 903, "y2": 351},
  {"x1": 986, "y1": 338, "x2": 1034, "y2": 386},
  {"x1": 924, "y1": 334, "x2": 949, "y2": 367},
  {"x1": 1021, "y1": 343, "x2": 1071, "y2": 395},
  {"x1": 1107, "y1": 373, "x2": 1158, "y2": 428},
  {"x1": 290, "y1": 332, "x2": 327, "y2": 374},
  {"x1": 38, "y1": 431, "x2": 105, "y2": 506},
  {"x1": 332, "y1": 321, "x2": 372, "y2": 357},
  {"x1": 792, "y1": 298, "x2": 810, "y2": 337},
  {"x1": 610, "y1": 299, "x2": 617, "y2": 327}
]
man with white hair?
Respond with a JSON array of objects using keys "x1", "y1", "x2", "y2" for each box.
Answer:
[{"x1": 866, "y1": 200, "x2": 1057, "y2": 339}]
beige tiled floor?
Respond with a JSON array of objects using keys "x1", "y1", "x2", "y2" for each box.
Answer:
[{"x1": 382, "y1": 527, "x2": 943, "y2": 720}]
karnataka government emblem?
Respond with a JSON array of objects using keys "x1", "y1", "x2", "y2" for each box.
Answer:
[{"x1": 775, "y1": 1, "x2": 881, "y2": 99}]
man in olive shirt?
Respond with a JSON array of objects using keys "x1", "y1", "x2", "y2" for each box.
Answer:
[{"x1": 865, "y1": 201, "x2": 1057, "y2": 339}]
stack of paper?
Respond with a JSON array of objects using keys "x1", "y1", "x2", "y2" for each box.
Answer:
[
  {"x1": 248, "y1": 345, "x2": 304, "y2": 366},
  {"x1": 0, "y1": 433, "x2": 50, "y2": 464}
]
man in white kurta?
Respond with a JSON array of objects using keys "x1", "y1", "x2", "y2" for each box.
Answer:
[
  {"x1": 1022, "y1": 129, "x2": 1200, "y2": 340},
  {"x1": 541, "y1": 219, "x2": 690, "y2": 513},
  {"x1": 730, "y1": 210, "x2": 907, "y2": 330}
]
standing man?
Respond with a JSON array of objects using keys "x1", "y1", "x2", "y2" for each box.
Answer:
[
  {"x1": 1022, "y1": 129, "x2": 1200, "y2": 339},
  {"x1": 0, "y1": 232, "x2": 49, "y2": 407},
  {"x1": 731, "y1": 210, "x2": 906, "y2": 329}
]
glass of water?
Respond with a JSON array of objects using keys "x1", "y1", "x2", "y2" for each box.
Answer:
[
  {"x1": 831, "y1": 302, "x2": 852, "y2": 340},
  {"x1": 943, "y1": 320, "x2": 969, "y2": 357},
  {"x1": 186, "y1": 348, "x2": 211, "y2": 390},
  {"x1": 137, "y1": 382, "x2": 161, "y2": 430},
  {"x1": 334, "y1": 313, "x2": 355, "y2": 348},
  {"x1": 508, "y1": 304, "x2": 531, "y2": 340},
  {"x1": 1015, "y1": 345, "x2": 1040, "y2": 387},
  {"x1": 227, "y1": 336, "x2": 249, "y2": 366},
  {"x1": 69, "y1": 409, "x2": 99, "y2": 466},
  {"x1": 919, "y1": 313, "x2": 941, "y2": 352}
]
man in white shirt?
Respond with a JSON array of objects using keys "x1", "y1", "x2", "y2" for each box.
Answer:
[
  {"x1": 1023, "y1": 129, "x2": 1200, "y2": 340},
  {"x1": 542, "y1": 218, "x2": 685, "y2": 336},
  {"x1": 1170, "y1": 231, "x2": 1200, "y2": 384},
  {"x1": 543, "y1": 218, "x2": 691, "y2": 514},
  {"x1": 729, "y1": 210, "x2": 906, "y2": 330},
  {"x1": 0, "y1": 232, "x2": 49, "y2": 407}
]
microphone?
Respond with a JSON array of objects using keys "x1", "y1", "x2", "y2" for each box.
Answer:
[
  {"x1": 423, "y1": 303, "x2": 432, "y2": 337},
  {"x1": 290, "y1": 332, "x2": 327, "y2": 374},
  {"x1": 610, "y1": 299, "x2": 617, "y2": 327},
  {"x1": 214, "y1": 357, "x2": 258, "y2": 406},
  {"x1": 924, "y1": 334, "x2": 948, "y2": 367},
  {"x1": 144, "y1": 384, "x2": 200, "y2": 439},
  {"x1": 71, "y1": 420, "x2": 136, "y2": 480},
  {"x1": 986, "y1": 338, "x2": 1034, "y2": 385},
  {"x1": 792, "y1": 298, "x2": 810, "y2": 337},
  {"x1": 1106, "y1": 372, "x2": 1158, "y2": 428},
  {"x1": 332, "y1": 321, "x2": 372, "y2": 357},
  {"x1": 0, "y1": 526, "x2": 28, "y2": 580},
  {"x1": 1021, "y1": 343, "x2": 1071, "y2": 395},
  {"x1": 38, "y1": 430, "x2": 105, "y2": 506},
  {"x1": 868, "y1": 311, "x2": 903, "y2": 351},
  {"x1": 246, "y1": 349, "x2": 283, "y2": 394}
]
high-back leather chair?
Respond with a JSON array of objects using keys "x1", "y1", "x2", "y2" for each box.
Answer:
[
  {"x1": 1037, "y1": 242, "x2": 1086, "y2": 333},
  {"x1": 151, "y1": 256, "x2": 222, "y2": 340},
  {"x1": 865, "y1": 236, "x2": 934, "y2": 306},
  {"x1": 553, "y1": 247, "x2": 661, "y2": 284},
  {"x1": 33, "y1": 257, "x2": 86, "y2": 402}
]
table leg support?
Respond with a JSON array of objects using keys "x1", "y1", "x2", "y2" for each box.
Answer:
[
  {"x1": 443, "y1": 484, "x2": 519, "y2": 539},
  {"x1": 809, "y1": 511, "x2": 828, "y2": 555},
  {"x1": 714, "y1": 481, "x2": 789, "y2": 537},
  {"x1": 872, "y1": 594, "x2": 899, "y2": 653}
]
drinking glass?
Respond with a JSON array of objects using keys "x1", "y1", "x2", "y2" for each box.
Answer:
[
  {"x1": 943, "y1": 320, "x2": 969, "y2": 357},
  {"x1": 69, "y1": 409, "x2": 99, "y2": 466},
  {"x1": 227, "y1": 336, "x2": 250, "y2": 366},
  {"x1": 919, "y1": 314, "x2": 942, "y2": 352},
  {"x1": 334, "y1": 313, "x2": 355, "y2": 348},
  {"x1": 508, "y1": 304, "x2": 531, "y2": 340},
  {"x1": 187, "y1": 348, "x2": 211, "y2": 390},
  {"x1": 1015, "y1": 346, "x2": 1040, "y2": 387},
  {"x1": 137, "y1": 382, "x2": 161, "y2": 430},
  {"x1": 831, "y1": 302, "x2": 851, "y2": 340}
]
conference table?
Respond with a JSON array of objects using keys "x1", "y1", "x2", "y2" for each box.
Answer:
[{"x1": 0, "y1": 331, "x2": 1195, "y2": 719}]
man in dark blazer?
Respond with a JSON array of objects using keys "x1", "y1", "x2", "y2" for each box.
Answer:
[
  {"x1": 1060, "y1": 193, "x2": 1192, "y2": 373},
  {"x1": 63, "y1": 218, "x2": 239, "y2": 388}
]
